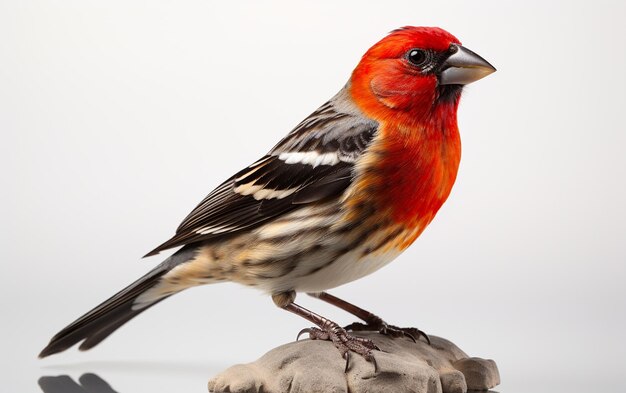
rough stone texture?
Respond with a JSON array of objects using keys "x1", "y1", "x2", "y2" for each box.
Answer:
[
  {"x1": 452, "y1": 358, "x2": 500, "y2": 391},
  {"x1": 208, "y1": 332, "x2": 499, "y2": 393}
]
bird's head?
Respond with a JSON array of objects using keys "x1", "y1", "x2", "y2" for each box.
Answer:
[{"x1": 350, "y1": 26, "x2": 495, "y2": 124}]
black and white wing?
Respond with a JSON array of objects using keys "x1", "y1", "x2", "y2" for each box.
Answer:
[{"x1": 145, "y1": 89, "x2": 378, "y2": 257}]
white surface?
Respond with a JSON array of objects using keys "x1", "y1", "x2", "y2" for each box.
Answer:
[{"x1": 2, "y1": 1, "x2": 625, "y2": 392}]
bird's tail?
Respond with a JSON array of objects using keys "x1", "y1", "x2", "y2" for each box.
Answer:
[{"x1": 38, "y1": 246, "x2": 198, "y2": 358}]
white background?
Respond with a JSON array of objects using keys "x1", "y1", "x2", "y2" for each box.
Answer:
[{"x1": 2, "y1": 1, "x2": 625, "y2": 392}]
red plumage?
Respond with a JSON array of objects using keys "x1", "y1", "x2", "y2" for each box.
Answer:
[{"x1": 349, "y1": 27, "x2": 464, "y2": 243}]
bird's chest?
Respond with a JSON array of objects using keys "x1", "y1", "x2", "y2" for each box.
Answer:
[{"x1": 352, "y1": 127, "x2": 461, "y2": 246}]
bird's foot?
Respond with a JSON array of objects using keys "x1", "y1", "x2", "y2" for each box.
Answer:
[
  {"x1": 344, "y1": 316, "x2": 431, "y2": 345},
  {"x1": 297, "y1": 325, "x2": 379, "y2": 372}
]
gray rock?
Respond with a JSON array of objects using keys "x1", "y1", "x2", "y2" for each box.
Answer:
[{"x1": 208, "y1": 332, "x2": 499, "y2": 393}]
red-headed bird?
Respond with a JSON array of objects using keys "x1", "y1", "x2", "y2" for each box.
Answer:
[{"x1": 40, "y1": 27, "x2": 495, "y2": 365}]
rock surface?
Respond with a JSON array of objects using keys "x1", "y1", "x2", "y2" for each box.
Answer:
[{"x1": 208, "y1": 332, "x2": 499, "y2": 393}]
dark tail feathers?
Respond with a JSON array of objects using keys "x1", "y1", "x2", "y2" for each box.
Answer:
[{"x1": 39, "y1": 246, "x2": 197, "y2": 358}]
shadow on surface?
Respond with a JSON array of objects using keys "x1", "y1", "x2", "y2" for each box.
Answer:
[
  {"x1": 40, "y1": 359, "x2": 222, "y2": 375},
  {"x1": 38, "y1": 360, "x2": 225, "y2": 393},
  {"x1": 39, "y1": 374, "x2": 118, "y2": 393}
]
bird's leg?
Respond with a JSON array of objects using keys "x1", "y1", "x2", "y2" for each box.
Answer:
[
  {"x1": 308, "y1": 291, "x2": 430, "y2": 344},
  {"x1": 272, "y1": 291, "x2": 379, "y2": 372}
]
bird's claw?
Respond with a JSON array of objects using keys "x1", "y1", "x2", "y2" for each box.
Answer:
[
  {"x1": 344, "y1": 320, "x2": 431, "y2": 345},
  {"x1": 299, "y1": 325, "x2": 379, "y2": 373},
  {"x1": 296, "y1": 328, "x2": 312, "y2": 341},
  {"x1": 399, "y1": 326, "x2": 431, "y2": 345}
]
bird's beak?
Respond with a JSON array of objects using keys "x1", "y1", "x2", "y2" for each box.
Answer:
[{"x1": 439, "y1": 44, "x2": 496, "y2": 85}]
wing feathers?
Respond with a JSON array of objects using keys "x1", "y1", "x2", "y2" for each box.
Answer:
[{"x1": 145, "y1": 88, "x2": 378, "y2": 257}]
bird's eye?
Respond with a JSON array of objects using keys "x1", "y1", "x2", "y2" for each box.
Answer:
[{"x1": 407, "y1": 49, "x2": 428, "y2": 67}]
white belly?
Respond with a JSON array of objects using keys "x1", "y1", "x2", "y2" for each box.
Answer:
[{"x1": 260, "y1": 246, "x2": 402, "y2": 294}]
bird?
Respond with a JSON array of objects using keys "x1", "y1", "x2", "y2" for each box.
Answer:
[{"x1": 39, "y1": 26, "x2": 496, "y2": 366}]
